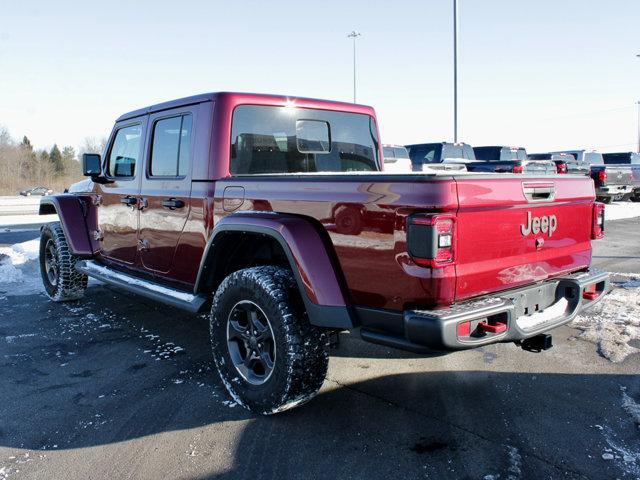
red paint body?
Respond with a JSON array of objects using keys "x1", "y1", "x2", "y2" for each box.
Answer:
[{"x1": 46, "y1": 92, "x2": 599, "y2": 313}]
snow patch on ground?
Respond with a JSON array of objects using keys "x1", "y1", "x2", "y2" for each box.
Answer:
[
  {"x1": 605, "y1": 202, "x2": 640, "y2": 221},
  {"x1": 600, "y1": 425, "x2": 640, "y2": 477},
  {"x1": 0, "y1": 239, "x2": 43, "y2": 296},
  {"x1": 571, "y1": 279, "x2": 640, "y2": 362},
  {"x1": 621, "y1": 387, "x2": 640, "y2": 426}
]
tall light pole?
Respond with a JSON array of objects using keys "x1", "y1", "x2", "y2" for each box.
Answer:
[
  {"x1": 637, "y1": 100, "x2": 639, "y2": 153},
  {"x1": 636, "y1": 55, "x2": 639, "y2": 152},
  {"x1": 347, "y1": 31, "x2": 361, "y2": 103},
  {"x1": 453, "y1": 0, "x2": 459, "y2": 143}
]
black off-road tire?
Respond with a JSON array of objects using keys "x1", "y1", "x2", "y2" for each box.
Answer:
[
  {"x1": 39, "y1": 222, "x2": 88, "y2": 301},
  {"x1": 210, "y1": 266, "x2": 329, "y2": 414},
  {"x1": 598, "y1": 196, "x2": 613, "y2": 204}
]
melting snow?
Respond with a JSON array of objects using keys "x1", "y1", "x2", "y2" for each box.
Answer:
[
  {"x1": 571, "y1": 279, "x2": 640, "y2": 362},
  {"x1": 620, "y1": 387, "x2": 640, "y2": 426},
  {"x1": 605, "y1": 202, "x2": 640, "y2": 221},
  {"x1": 0, "y1": 239, "x2": 43, "y2": 295}
]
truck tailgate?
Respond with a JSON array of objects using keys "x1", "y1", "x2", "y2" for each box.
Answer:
[
  {"x1": 603, "y1": 165, "x2": 634, "y2": 186},
  {"x1": 453, "y1": 175, "x2": 594, "y2": 302}
]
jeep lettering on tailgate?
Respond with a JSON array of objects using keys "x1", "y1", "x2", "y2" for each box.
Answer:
[{"x1": 520, "y1": 211, "x2": 557, "y2": 237}]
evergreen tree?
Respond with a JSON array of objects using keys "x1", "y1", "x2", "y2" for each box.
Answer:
[
  {"x1": 61, "y1": 146, "x2": 77, "y2": 175},
  {"x1": 49, "y1": 144, "x2": 64, "y2": 175},
  {"x1": 21, "y1": 136, "x2": 32, "y2": 150}
]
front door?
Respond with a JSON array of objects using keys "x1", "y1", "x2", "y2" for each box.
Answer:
[
  {"x1": 98, "y1": 120, "x2": 146, "y2": 265},
  {"x1": 138, "y1": 109, "x2": 194, "y2": 274}
]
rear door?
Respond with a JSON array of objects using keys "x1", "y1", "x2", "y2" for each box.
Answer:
[
  {"x1": 453, "y1": 175, "x2": 595, "y2": 301},
  {"x1": 98, "y1": 120, "x2": 146, "y2": 265},
  {"x1": 138, "y1": 108, "x2": 194, "y2": 274}
]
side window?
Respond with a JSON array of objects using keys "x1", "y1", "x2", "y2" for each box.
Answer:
[
  {"x1": 150, "y1": 114, "x2": 192, "y2": 177},
  {"x1": 108, "y1": 125, "x2": 142, "y2": 177},
  {"x1": 383, "y1": 147, "x2": 395, "y2": 160},
  {"x1": 394, "y1": 147, "x2": 409, "y2": 159}
]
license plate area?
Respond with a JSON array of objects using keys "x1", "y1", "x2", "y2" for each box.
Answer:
[{"x1": 504, "y1": 281, "x2": 559, "y2": 318}]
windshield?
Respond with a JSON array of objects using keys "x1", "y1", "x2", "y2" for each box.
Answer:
[{"x1": 230, "y1": 105, "x2": 380, "y2": 174}]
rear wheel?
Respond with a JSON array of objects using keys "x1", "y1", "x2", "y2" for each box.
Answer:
[
  {"x1": 210, "y1": 266, "x2": 329, "y2": 414},
  {"x1": 39, "y1": 223, "x2": 88, "y2": 301}
]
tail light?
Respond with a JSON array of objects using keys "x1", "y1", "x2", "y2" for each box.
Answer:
[
  {"x1": 407, "y1": 214, "x2": 456, "y2": 268},
  {"x1": 597, "y1": 170, "x2": 607, "y2": 183},
  {"x1": 556, "y1": 162, "x2": 567, "y2": 174},
  {"x1": 592, "y1": 202, "x2": 605, "y2": 239},
  {"x1": 513, "y1": 165, "x2": 525, "y2": 174}
]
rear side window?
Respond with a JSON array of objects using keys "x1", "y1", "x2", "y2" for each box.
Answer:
[
  {"x1": 383, "y1": 147, "x2": 395, "y2": 160},
  {"x1": 108, "y1": 124, "x2": 142, "y2": 177},
  {"x1": 150, "y1": 114, "x2": 192, "y2": 177},
  {"x1": 230, "y1": 105, "x2": 379, "y2": 174},
  {"x1": 394, "y1": 147, "x2": 409, "y2": 159}
]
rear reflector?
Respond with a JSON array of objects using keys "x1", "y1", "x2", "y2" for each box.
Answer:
[
  {"x1": 457, "y1": 321, "x2": 471, "y2": 337},
  {"x1": 513, "y1": 165, "x2": 525, "y2": 174}
]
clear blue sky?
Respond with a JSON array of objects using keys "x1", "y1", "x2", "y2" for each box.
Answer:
[{"x1": 0, "y1": 0, "x2": 638, "y2": 153}]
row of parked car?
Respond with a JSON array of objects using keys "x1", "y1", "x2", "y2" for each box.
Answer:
[{"x1": 382, "y1": 142, "x2": 640, "y2": 203}]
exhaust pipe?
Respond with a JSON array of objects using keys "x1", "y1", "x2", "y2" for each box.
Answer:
[{"x1": 518, "y1": 334, "x2": 553, "y2": 353}]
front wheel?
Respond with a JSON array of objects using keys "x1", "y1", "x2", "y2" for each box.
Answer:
[
  {"x1": 39, "y1": 223, "x2": 88, "y2": 301},
  {"x1": 210, "y1": 266, "x2": 329, "y2": 414}
]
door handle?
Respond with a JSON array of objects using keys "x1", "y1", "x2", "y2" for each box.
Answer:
[
  {"x1": 120, "y1": 196, "x2": 138, "y2": 206},
  {"x1": 162, "y1": 198, "x2": 185, "y2": 210}
]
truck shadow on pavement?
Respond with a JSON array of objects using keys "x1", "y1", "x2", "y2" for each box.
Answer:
[{"x1": 1, "y1": 284, "x2": 639, "y2": 479}]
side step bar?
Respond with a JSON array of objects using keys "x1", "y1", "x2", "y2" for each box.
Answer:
[{"x1": 75, "y1": 260, "x2": 208, "y2": 313}]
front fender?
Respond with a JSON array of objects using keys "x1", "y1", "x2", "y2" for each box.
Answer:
[
  {"x1": 39, "y1": 194, "x2": 98, "y2": 257},
  {"x1": 196, "y1": 211, "x2": 355, "y2": 329}
]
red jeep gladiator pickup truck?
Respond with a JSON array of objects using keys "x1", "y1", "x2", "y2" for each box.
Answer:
[{"x1": 38, "y1": 92, "x2": 609, "y2": 414}]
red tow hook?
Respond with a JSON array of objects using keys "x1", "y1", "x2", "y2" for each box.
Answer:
[
  {"x1": 583, "y1": 284, "x2": 599, "y2": 301},
  {"x1": 478, "y1": 321, "x2": 508, "y2": 334}
]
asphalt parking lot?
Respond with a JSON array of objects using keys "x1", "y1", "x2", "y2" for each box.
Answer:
[{"x1": 0, "y1": 217, "x2": 639, "y2": 480}]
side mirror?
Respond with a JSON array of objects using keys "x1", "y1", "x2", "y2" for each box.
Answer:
[{"x1": 82, "y1": 153, "x2": 102, "y2": 176}]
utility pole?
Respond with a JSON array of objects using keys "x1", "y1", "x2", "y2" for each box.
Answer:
[
  {"x1": 453, "y1": 0, "x2": 459, "y2": 143},
  {"x1": 347, "y1": 31, "x2": 361, "y2": 103}
]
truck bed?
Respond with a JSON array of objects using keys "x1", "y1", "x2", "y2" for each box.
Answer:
[{"x1": 214, "y1": 172, "x2": 595, "y2": 310}]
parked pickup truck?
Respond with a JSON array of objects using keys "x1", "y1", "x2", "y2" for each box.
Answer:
[
  {"x1": 550, "y1": 150, "x2": 633, "y2": 203},
  {"x1": 526, "y1": 153, "x2": 590, "y2": 176},
  {"x1": 382, "y1": 144, "x2": 412, "y2": 173},
  {"x1": 602, "y1": 152, "x2": 640, "y2": 202},
  {"x1": 38, "y1": 92, "x2": 609, "y2": 414},
  {"x1": 473, "y1": 145, "x2": 557, "y2": 174}
]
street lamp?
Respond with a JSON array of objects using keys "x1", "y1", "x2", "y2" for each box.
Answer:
[
  {"x1": 453, "y1": 0, "x2": 459, "y2": 143},
  {"x1": 347, "y1": 31, "x2": 362, "y2": 103}
]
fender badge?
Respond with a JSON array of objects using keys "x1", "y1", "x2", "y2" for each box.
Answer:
[{"x1": 535, "y1": 237, "x2": 544, "y2": 250}]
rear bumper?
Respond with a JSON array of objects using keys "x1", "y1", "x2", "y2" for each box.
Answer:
[
  {"x1": 596, "y1": 185, "x2": 633, "y2": 198},
  {"x1": 360, "y1": 268, "x2": 609, "y2": 353}
]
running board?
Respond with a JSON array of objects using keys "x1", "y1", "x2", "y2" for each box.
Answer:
[{"x1": 75, "y1": 260, "x2": 208, "y2": 313}]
